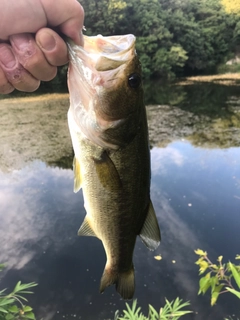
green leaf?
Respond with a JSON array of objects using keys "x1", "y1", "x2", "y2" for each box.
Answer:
[
  {"x1": 211, "y1": 285, "x2": 223, "y2": 306},
  {"x1": 226, "y1": 287, "x2": 240, "y2": 299},
  {"x1": 0, "y1": 298, "x2": 15, "y2": 307},
  {"x1": 0, "y1": 289, "x2": 7, "y2": 296},
  {"x1": 23, "y1": 306, "x2": 33, "y2": 312},
  {"x1": 5, "y1": 313, "x2": 15, "y2": 320},
  {"x1": 23, "y1": 311, "x2": 36, "y2": 319},
  {"x1": 194, "y1": 249, "x2": 207, "y2": 256},
  {"x1": 158, "y1": 298, "x2": 192, "y2": 319},
  {"x1": 210, "y1": 276, "x2": 218, "y2": 294},
  {"x1": 13, "y1": 282, "x2": 37, "y2": 294},
  {"x1": 0, "y1": 306, "x2": 8, "y2": 313},
  {"x1": 148, "y1": 304, "x2": 159, "y2": 320},
  {"x1": 113, "y1": 310, "x2": 119, "y2": 320},
  {"x1": 228, "y1": 262, "x2": 240, "y2": 289},
  {"x1": 198, "y1": 276, "x2": 211, "y2": 294},
  {"x1": 7, "y1": 305, "x2": 19, "y2": 313},
  {"x1": 14, "y1": 294, "x2": 28, "y2": 302},
  {"x1": 119, "y1": 300, "x2": 143, "y2": 320},
  {"x1": 199, "y1": 260, "x2": 209, "y2": 274},
  {"x1": 13, "y1": 281, "x2": 22, "y2": 293}
]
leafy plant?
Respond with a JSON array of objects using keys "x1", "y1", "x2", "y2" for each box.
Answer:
[
  {"x1": 195, "y1": 249, "x2": 240, "y2": 306},
  {"x1": 0, "y1": 264, "x2": 37, "y2": 320},
  {"x1": 117, "y1": 298, "x2": 192, "y2": 320}
]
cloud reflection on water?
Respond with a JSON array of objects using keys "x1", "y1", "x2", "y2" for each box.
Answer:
[
  {"x1": 0, "y1": 142, "x2": 239, "y2": 319},
  {"x1": 0, "y1": 144, "x2": 239, "y2": 319},
  {"x1": 0, "y1": 162, "x2": 75, "y2": 271},
  {"x1": 151, "y1": 145, "x2": 185, "y2": 174}
]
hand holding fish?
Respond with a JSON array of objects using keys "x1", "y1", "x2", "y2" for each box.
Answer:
[{"x1": 0, "y1": 0, "x2": 84, "y2": 94}]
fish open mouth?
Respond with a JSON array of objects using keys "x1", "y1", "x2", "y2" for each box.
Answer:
[
  {"x1": 67, "y1": 34, "x2": 136, "y2": 90},
  {"x1": 67, "y1": 34, "x2": 141, "y2": 149},
  {"x1": 68, "y1": 34, "x2": 136, "y2": 72}
]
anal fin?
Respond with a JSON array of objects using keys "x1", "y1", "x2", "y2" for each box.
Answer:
[
  {"x1": 139, "y1": 200, "x2": 161, "y2": 251},
  {"x1": 78, "y1": 216, "x2": 97, "y2": 237}
]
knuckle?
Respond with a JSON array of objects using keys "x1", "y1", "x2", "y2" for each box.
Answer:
[
  {"x1": 17, "y1": 52, "x2": 38, "y2": 70},
  {"x1": 4, "y1": 67, "x2": 40, "y2": 92},
  {"x1": 0, "y1": 83, "x2": 14, "y2": 94},
  {"x1": 0, "y1": 44, "x2": 17, "y2": 69},
  {"x1": 17, "y1": 53, "x2": 57, "y2": 81},
  {"x1": 5, "y1": 66, "x2": 24, "y2": 84}
]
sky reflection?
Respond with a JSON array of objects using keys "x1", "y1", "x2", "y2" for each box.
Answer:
[{"x1": 0, "y1": 139, "x2": 240, "y2": 319}]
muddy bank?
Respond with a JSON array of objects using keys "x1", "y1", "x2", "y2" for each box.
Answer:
[
  {"x1": 1, "y1": 93, "x2": 240, "y2": 172},
  {"x1": 0, "y1": 94, "x2": 71, "y2": 172}
]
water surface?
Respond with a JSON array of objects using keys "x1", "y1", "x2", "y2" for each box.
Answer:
[{"x1": 0, "y1": 83, "x2": 240, "y2": 320}]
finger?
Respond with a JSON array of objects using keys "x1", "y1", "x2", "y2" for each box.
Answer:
[
  {"x1": 0, "y1": 44, "x2": 40, "y2": 92},
  {"x1": 0, "y1": 0, "x2": 47, "y2": 40},
  {"x1": 0, "y1": 0, "x2": 84, "y2": 45},
  {"x1": 35, "y1": 28, "x2": 69, "y2": 66},
  {"x1": 41, "y1": 0, "x2": 84, "y2": 45},
  {"x1": 0, "y1": 66, "x2": 14, "y2": 94},
  {"x1": 10, "y1": 33, "x2": 57, "y2": 81}
]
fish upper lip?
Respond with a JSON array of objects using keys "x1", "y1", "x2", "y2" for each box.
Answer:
[{"x1": 67, "y1": 34, "x2": 136, "y2": 72}]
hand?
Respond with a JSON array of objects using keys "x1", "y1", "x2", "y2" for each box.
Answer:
[{"x1": 0, "y1": 0, "x2": 84, "y2": 94}]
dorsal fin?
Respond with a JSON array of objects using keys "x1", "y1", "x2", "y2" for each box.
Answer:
[{"x1": 139, "y1": 200, "x2": 161, "y2": 251}]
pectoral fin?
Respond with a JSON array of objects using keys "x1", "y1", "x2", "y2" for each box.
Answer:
[
  {"x1": 73, "y1": 156, "x2": 82, "y2": 193},
  {"x1": 78, "y1": 216, "x2": 97, "y2": 237},
  {"x1": 139, "y1": 200, "x2": 161, "y2": 250},
  {"x1": 93, "y1": 151, "x2": 122, "y2": 191}
]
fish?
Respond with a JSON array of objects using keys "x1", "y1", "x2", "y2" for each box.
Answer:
[{"x1": 67, "y1": 34, "x2": 161, "y2": 300}]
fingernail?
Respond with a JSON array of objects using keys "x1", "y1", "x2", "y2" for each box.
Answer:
[
  {"x1": 0, "y1": 45, "x2": 17, "y2": 68},
  {"x1": 37, "y1": 32, "x2": 56, "y2": 51}
]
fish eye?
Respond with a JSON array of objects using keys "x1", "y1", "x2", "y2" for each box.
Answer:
[{"x1": 128, "y1": 73, "x2": 141, "y2": 88}]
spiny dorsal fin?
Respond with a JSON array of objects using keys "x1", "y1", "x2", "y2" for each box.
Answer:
[
  {"x1": 139, "y1": 200, "x2": 161, "y2": 251},
  {"x1": 73, "y1": 156, "x2": 82, "y2": 193},
  {"x1": 93, "y1": 151, "x2": 122, "y2": 192},
  {"x1": 78, "y1": 216, "x2": 97, "y2": 237}
]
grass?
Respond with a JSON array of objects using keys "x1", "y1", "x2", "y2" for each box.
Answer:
[
  {"x1": 0, "y1": 93, "x2": 69, "y2": 104},
  {"x1": 177, "y1": 73, "x2": 240, "y2": 86}
]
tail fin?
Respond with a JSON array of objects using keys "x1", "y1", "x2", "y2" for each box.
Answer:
[{"x1": 99, "y1": 265, "x2": 135, "y2": 300}]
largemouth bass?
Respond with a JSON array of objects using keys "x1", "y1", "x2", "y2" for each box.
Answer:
[{"x1": 67, "y1": 34, "x2": 161, "y2": 300}]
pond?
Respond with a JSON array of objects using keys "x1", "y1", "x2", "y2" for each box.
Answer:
[{"x1": 0, "y1": 82, "x2": 240, "y2": 320}]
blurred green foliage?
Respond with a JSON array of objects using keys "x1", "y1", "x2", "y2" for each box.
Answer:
[
  {"x1": 195, "y1": 249, "x2": 240, "y2": 307},
  {"x1": 80, "y1": 0, "x2": 240, "y2": 80},
  {"x1": 16, "y1": 0, "x2": 239, "y2": 94},
  {"x1": 0, "y1": 264, "x2": 37, "y2": 320},
  {"x1": 116, "y1": 298, "x2": 192, "y2": 320}
]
